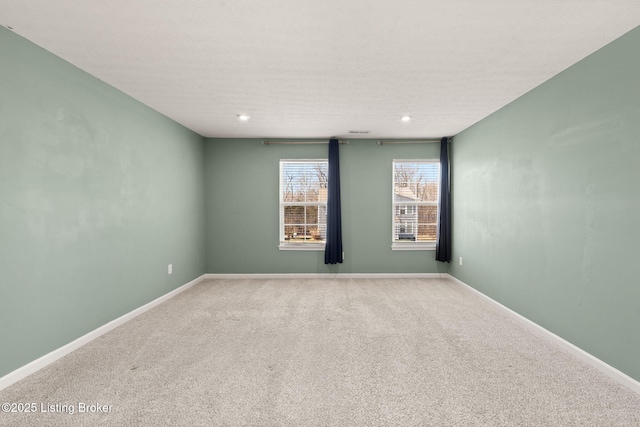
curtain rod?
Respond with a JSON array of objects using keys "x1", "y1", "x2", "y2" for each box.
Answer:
[
  {"x1": 260, "y1": 138, "x2": 448, "y2": 145},
  {"x1": 260, "y1": 139, "x2": 350, "y2": 145},
  {"x1": 376, "y1": 139, "x2": 441, "y2": 145}
]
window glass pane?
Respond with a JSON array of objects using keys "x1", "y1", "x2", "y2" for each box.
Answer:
[
  {"x1": 305, "y1": 205, "x2": 318, "y2": 224},
  {"x1": 417, "y1": 205, "x2": 438, "y2": 223},
  {"x1": 417, "y1": 224, "x2": 437, "y2": 241},
  {"x1": 280, "y1": 160, "x2": 328, "y2": 245},
  {"x1": 284, "y1": 225, "x2": 296, "y2": 240},
  {"x1": 283, "y1": 206, "x2": 305, "y2": 225},
  {"x1": 394, "y1": 223, "x2": 416, "y2": 241},
  {"x1": 306, "y1": 186, "x2": 321, "y2": 202},
  {"x1": 318, "y1": 187, "x2": 327, "y2": 202},
  {"x1": 417, "y1": 180, "x2": 439, "y2": 202},
  {"x1": 394, "y1": 184, "x2": 419, "y2": 202},
  {"x1": 394, "y1": 164, "x2": 415, "y2": 187},
  {"x1": 393, "y1": 160, "x2": 440, "y2": 245},
  {"x1": 281, "y1": 162, "x2": 328, "y2": 202}
]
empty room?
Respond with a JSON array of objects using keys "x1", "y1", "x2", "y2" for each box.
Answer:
[{"x1": 1, "y1": 1, "x2": 640, "y2": 425}]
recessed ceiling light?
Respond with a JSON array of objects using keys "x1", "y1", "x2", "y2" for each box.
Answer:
[
  {"x1": 237, "y1": 114, "x2": 250, "y2": 121},
  {"x1": 401, "y1": 115, "x2": 411, "y2": 122}
]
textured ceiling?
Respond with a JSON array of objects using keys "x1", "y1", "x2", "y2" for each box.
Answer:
[{"x1": 2, "y1": 1, "x2": 640, "y2": 139}]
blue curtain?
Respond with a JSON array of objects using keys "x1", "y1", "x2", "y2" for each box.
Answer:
[
  {"x1": 436, "y1": 137, "x2": 451, "y2": 262},
  {"x1": 324, "y1": 138, "x2": 343, "y2": 264}
]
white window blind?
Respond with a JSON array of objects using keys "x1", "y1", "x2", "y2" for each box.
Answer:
[
  {"x1": 279, "y1": 160, "x2": 328, "y2": 249},
  {"x1": 392, "y1": 160, "x2": 440, "y2": 249}
]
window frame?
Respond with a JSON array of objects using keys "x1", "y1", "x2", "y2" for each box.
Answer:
[
  {"x1": 391, "y1": 159, "x2": 440, "y2": 251},
  {"x1": 278, "y1": 159, "x2": 328, "y2": 251}
]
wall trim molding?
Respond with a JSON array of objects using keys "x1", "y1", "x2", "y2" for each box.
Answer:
[
  {"x1": 446, "y1": 274, "x2": 640, "y2": 395},
  {"x1": 203, "y1": 273, "x2": 449, "y2": 280},
  {"x1": 0, "y1": 274, "x2": 207, "y2": 392}
]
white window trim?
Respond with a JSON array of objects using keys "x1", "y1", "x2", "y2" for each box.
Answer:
[
  {"x1": 392, "y1": 242, "x2": 436, "y2": 251},
  {"x1": 278, "y1": 242, "x2": 326, "y2": 251},
  {"x1": 279, "y1": 159, "x2": 328, "y2": 251},
  {"x1": 391, "y1": 159, "x2": 440, "y2": 251}
]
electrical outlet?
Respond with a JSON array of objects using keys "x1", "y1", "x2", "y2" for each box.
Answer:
[
  {"x1": 459, "y1": 257, "x2": 463, "y2": 266},
  {"x1": 168, "y1": 264, "x2": 173, "y2": 275}
]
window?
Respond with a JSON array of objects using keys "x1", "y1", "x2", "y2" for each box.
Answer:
[
  {"x1": 392, "y1": 160, "x2": 440, "y2": 250},
  {"x1": 279, "y1": 160, "x2": 328, "y2": 250}
]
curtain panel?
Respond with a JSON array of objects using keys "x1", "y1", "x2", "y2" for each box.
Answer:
[
  {"x1": 324, "y1": 138, "x2": 343, "y2": 264},
  {"x1": 436, "y1": 137, "x2": 451, "y2": 262}
]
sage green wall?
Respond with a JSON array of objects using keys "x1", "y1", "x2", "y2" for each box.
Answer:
[
  {"x1": 0, "y1": 28, "x2": 206, "y2": 377},
  {"x1": 449, "y1": 27, "x2": 640, "y2": 381},
  {"x1": 204, "y1": 138, "x2": 447, "y2": 274}
]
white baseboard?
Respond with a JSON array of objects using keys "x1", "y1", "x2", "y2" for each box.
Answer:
[
  {"x1": 0, "y1": 274, "x2": 207, "y2": 392},
  {"x1": 203, "y1": 273, "x2": 449, "y2": 280},
  {"x1": 446, "y1": 274, "x2": 640, "y2": 395}
]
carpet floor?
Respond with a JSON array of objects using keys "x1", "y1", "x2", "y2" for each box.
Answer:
[{"x1": 1, "y1": 277, "x2": 639, "y2": 426}]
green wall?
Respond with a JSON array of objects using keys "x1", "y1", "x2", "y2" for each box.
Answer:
[
  {"x1": 449, "y1": 26, "x2": 640, "y2": 381},
  {"x1": 204, "y1": 138, "x2": 447, "y2": 274},
  {"x1": 0, "y1": 27, "x2": 206, "y2": 377}
]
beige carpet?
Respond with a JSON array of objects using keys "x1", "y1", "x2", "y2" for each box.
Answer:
[{"x1": 1, "y1": 278, "x2": 639, "y2": 426}]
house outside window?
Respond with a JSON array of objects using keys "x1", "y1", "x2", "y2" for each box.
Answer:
[
  {"x1": 279, "y1": 160, "x2": 328, "y2": 250},
  {"x1": 392, "y1": 160, "x2": 440, "y2": 250}
]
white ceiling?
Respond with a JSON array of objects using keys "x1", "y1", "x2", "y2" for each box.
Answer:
[{"x1": 2, "y1": 1, "x2": 640, "y2": 139}]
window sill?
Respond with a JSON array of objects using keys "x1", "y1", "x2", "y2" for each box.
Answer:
[
  {"x1": 279, "y1": 243, "x2": 326, "y2": 251},
  {"x1": 392, "y1": 243, "x2": 436, "y2": 251}
]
